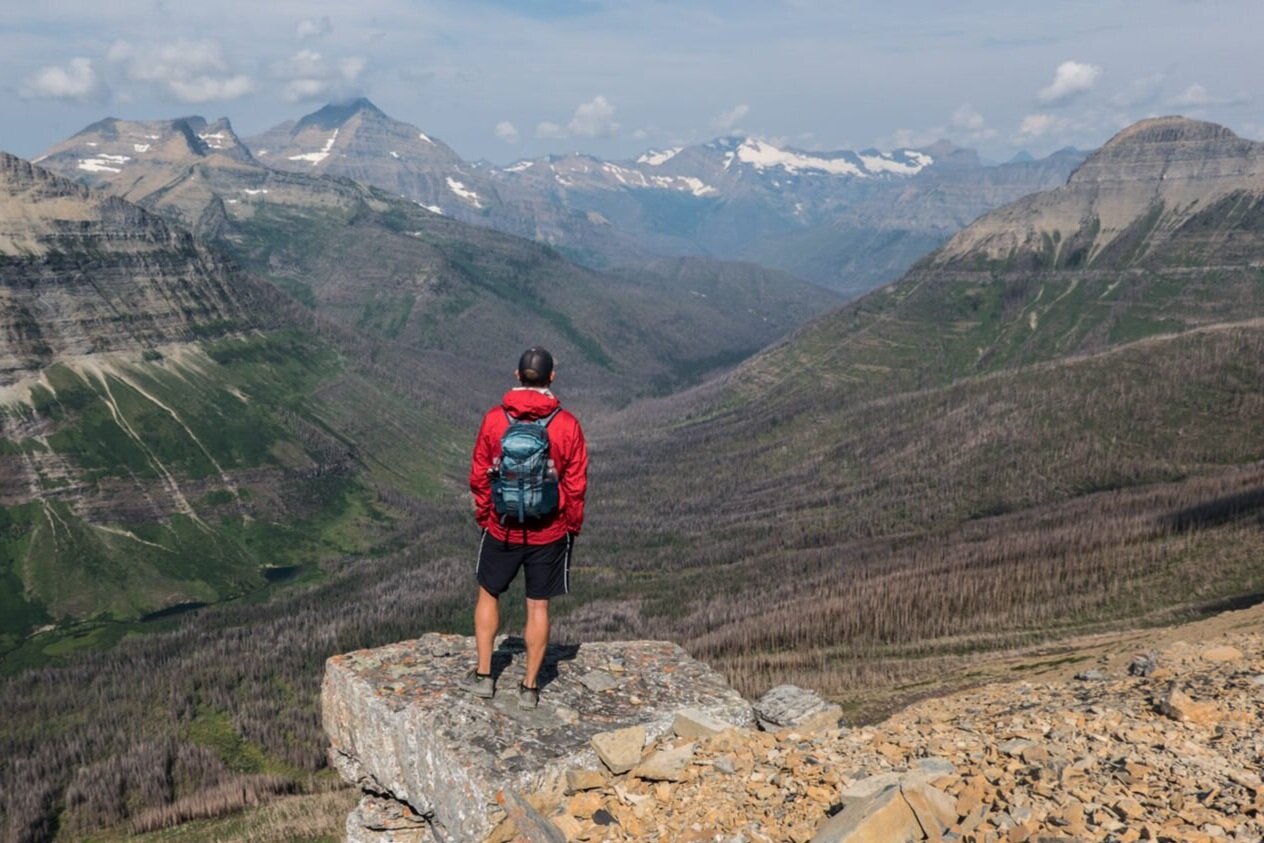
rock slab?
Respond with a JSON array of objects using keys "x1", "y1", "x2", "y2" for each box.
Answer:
[
  {"x1": 322, "y1": 634, "x2": 753, "y2": 842},
  {"x1": 590, "y1": 726, "x2": 646, "y2": 774},
  {"x1": 753, "y1": 683, "x2": 844, "y2": 733}
]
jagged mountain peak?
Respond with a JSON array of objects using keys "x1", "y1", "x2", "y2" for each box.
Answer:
[
  {"x1": 245, "y1": 99, "x2": 467, "y2": 184},
  {"x1": 0, "y1": 149, "x2": 78, "y2": 191},
  {"x1": 34, "y1": 114, "x2": 255, "y2": 183},
  {"x1": 293, "y1": 97, "x2": 387, "y2": 132}
]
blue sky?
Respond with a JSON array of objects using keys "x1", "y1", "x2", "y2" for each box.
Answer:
[{"x1": 3, "y1": 0, "x2": 1262, "y2": 163}]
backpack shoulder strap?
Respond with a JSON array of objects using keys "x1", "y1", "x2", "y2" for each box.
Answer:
[{"x1": 540, "y1": 408, "x2": 561, "y2": 427}]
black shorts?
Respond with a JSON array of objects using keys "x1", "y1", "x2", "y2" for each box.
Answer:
[{"x1": 476, "y1": 532, "x2": 573, "y2": 599}]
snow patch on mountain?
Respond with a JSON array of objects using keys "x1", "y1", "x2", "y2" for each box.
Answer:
[
  {"x1": 905, "y1": 151, "x2": 933, "y2": 168},
  {"x1": 446, "y1": 177, "x2": 483, "y2": 207},
  {"x1": 78, "y1": 154, "x2": 131, "y2": 174},
  {"x1": 731, "y1": 139, "x2": 933, "y2": 178},
  {"x1": 199, "y1": 132, "x2": 231, "y2": 150},
  {"x1": 418, "y1": 132, "x2": 433, "y2": 144},
  {"x1": 390, "y1": 151, "x2": 400, "y2": 159},
  {"x1": 288, "y1": 129, "x2": 339, "y2": 165},
  {"x1": 736, "y1": 139, "x2": 863, "y2": 176},
  {"x1": 637, "y1": 147, "x2": 682, "y2": 166},
  {"x1": 857, "y1": 151, "x2": 932, "y2": 176},
  {"x1": 658, "y1": 175, "x2": 715, "y2": 197},
  {"x1": 503, "y1": 160, "x2": 533, "y2": 173}
]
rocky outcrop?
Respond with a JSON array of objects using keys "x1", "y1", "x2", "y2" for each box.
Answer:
[
  {"x1": 326, "y1": 629, "x2": 1264, "y2": 841},
  {"x1": 321, "y1": 634, "x2": 753, "y2": 842}
]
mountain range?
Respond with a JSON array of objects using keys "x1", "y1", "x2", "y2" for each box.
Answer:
[
  {"x1": 31, "y1": 97, "x2": 1090, "y2": 298},
  {"x1": 237, "y1": 97, "x2": 1085, "y2": 294},
  {"x1": 33, "y1": 113, "x2": 838, "y2": 408}
]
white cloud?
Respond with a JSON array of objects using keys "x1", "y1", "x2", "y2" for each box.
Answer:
[
  {"x1": 340, "y1": 57, "x2": 367, "y2": 80},
  {"x1": 1169, "y1": 83, "x2": 1251, "y2": 109},
  {"x1": 168, "y1": 75, "x2": 253, "y2": 103},
  {"x1": 713, "y1": 103, "x2": 749, "y2": 132},
  {"x1": 567, "y1": 95, "x2": 619, "y2": 138},
  {"x1": 950, "y1": 104, "x2": 985, "y2": 133},
  {"x1": 1172, "y1": 83, "x2": 1213, "y2": 106},
  {"x1": 631, "y1": 128, "x2": 649, "y2": 141},
  {"x1": 1110, "y1": 73, "x2": 1165, "y2": 109},
  {"x1": 885, "y1": 104, "x2": 995, "y2": 150},
  {"x1": 1018, "y1": 113, "x2": 1058, "y2": 138},
  {"x1": 275, "y1": 49, "x2": 325, "y2": 79},
  {"x1": 296, "y1": 16, "x2": 332, "y2": 40},
  {"x1": 494, "y1": 121, "x2": 520, "y2": 143},
  {"x1": 107, "y1": 39, "x2": 254, "y2": 104},
  {"x1": 536, "y1": 121, "x2": 566, "y2": 139},
  {"x1": 20, "y1": 57, "x2": 105, "y2": 102},
  {"x1": 888, "y1": 127, "x2": 938, "y2": 148},
  {"x1": 272, "y1": 50, "x2": 366, "y2": 103},
  {"x1": 534, "y1": 96, "x2": 621, "y2": 141},
  {"x1": 1037, "y1": 60, "x2": 1101, "y2": 105}
]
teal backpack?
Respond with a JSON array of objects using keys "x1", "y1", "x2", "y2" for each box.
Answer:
[{"x1": 492, "y1": 409, "x2": 560, "y2": 524}]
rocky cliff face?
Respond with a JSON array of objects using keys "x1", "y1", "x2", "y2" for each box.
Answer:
[
  {"x1": 934, "y1": 116, "x2": 1264, "y2": 269},
  {"x1": 0, "y1": 152, "x2": 263, "y2": 382}
]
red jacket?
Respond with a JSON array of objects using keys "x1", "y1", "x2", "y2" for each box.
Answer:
[{"x1": 469, "y1": 388, "x2": 588, "y2": 544}]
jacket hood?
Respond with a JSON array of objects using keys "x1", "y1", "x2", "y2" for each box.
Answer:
[{"x1": 501, "y1": 387, "x2": 560, "y2": 420}]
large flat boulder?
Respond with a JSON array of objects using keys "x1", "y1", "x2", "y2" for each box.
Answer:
[{"x1": 322, "y1": 634, "x2": 753, "y2": 842}]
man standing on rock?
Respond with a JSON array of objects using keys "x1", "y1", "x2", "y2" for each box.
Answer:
[{"x1": 462, "y1": 347, "x2": 589, "y2": 708}]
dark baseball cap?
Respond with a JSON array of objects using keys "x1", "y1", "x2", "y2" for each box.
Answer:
[{"x1": 517, "y1": 347, "x2": 554, "y2": 386}]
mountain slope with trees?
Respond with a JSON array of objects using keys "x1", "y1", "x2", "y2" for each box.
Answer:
[{"x1": 0, "y1": 151, "x2": 466, "y2": 643}]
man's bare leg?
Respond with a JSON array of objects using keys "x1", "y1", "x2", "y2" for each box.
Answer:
[
  {"x1": 523, "y1": 597, "x2": 550, "y2": 688},
  {"x1": 474, "y1": 586, "x2": 499, "y2": 675}
]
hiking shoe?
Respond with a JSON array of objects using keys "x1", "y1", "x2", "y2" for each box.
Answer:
[
  {"x1": 459, "y1": 670, "x2": 495, "y2": 699},
  {"x1": 518, "y1": 683, "x2": 539, "y2": 709}
]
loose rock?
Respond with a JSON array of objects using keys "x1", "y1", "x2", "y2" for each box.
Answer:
[
  {"x1": 753, "y1": 684, "x2": 844, "y2": 733},
  {"x1": 592, "y1": 726, "x2": 647, "y2": 775},
  {"x1": 673, "y1": 708, "x2": 733, "y2": 739},
  {"x1": 631, "y1": 742, "x2": 696, "y2": 782}
]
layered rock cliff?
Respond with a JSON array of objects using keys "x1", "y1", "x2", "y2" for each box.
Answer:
[
  {"x1": 933, "y1": 116, "x2": 1264, "y2": 270},
  {"x1": 0, "y1": 151, "x2": 264, "y2": 383}
]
